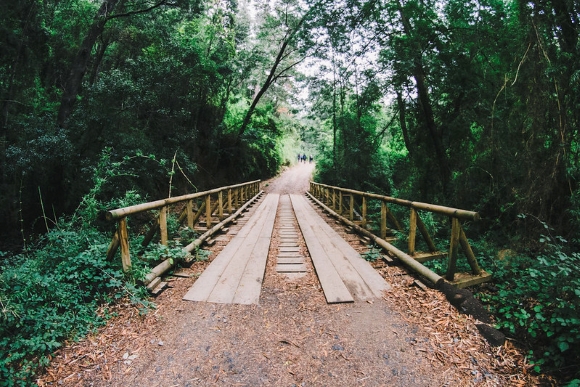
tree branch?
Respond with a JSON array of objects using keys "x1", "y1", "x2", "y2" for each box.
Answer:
[{"x1": 108, "y1": 0, "x2": 175, "y2": 19}]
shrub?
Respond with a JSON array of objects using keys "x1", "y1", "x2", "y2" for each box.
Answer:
[
  {"x1": 475, "y1": 217, "x2": 580, "y2": 379},
  {"x1": 0, "y1": 150, "x2": 154, "y2": 386}
]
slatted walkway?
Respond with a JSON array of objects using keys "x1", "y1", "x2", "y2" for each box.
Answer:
[
  {"x1": 183, "y1": 193, "x2": 390, "y2": 305},
  {"x1": 183, "y1": 194, "x2": 279, "y2": 304}
]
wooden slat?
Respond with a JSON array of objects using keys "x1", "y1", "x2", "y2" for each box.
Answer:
[
  {"x1": 291, "y1": 194, "x2": 391, "y2": 300},
  {"x1": 182, "y1": 197, "x2": 270, "y2": 302},
  {"x1": 233, "y1": 222, "x2": 278, "y2": 304},
  {"x1": 290, "y1": 195, "x2": 354, "y2": 303},
  {"x1": 183, "y1": 194, "x2": 278, "y2": 304}
]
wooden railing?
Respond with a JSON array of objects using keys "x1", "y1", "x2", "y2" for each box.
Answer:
[
  {"x1": 106, "y1": 180, "x2": 261, "y2": 273},
  {"x1": 309, "y1": 182, "x2": 490, "y2": 287}
]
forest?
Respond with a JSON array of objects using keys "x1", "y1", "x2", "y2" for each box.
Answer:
[{"x1": 0, "y1": 0, "x2": 579, "y2": 385}]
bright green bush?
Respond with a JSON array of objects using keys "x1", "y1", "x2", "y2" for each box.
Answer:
[
  {"x1": 476, "y1": 220, "x2": 580, "y2": 377},
  {"x1": 0, "y1": 150, "x2": 154, "y2": 386}
]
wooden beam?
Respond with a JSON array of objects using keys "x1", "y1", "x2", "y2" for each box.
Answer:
[
  {"x1": 309, "y1": 182, "x2": 479, "y2": 221},
  {"x1": 187, "y1": 200, "x2": 194, "y2": 229},
  {"x1": 460, "y1": 227, "x2": 482, "y2": 275},
  {"x1": 416, "y1": 212, "x2": 438, "y2": 252},
  {"x1": 118, "y1": 218, "x2": 131, "y2": 272},
  {"x1": 361, "y1": 196, "x2": 367, "y2": 229},
  {"x1": 106, "y1": 230, "x2": 120, "y2": 261},
  {"x1": 141, "y1": 217, "x2": 159, "y2": 248},
  {"x1": 446, "y1": 217, "x2": 461, "y2": 281},
  {"x1": 107, "y1": 180, "x2": 260, "y2": 220},
  {"x1": 408, "y1": 208, "x2": 417, "y2": 255},
  {"x1": 218, "y1": 191, "x2": 224, "y2": 220},
  {"x1": 159, "y1": 206, "x2": 168, "y2": 245},
  {"x1": 411, "y1": 251, "x2": 447, "y2": 263},
  {"x1": 380, "y1": 200, "x2": 387, "y2": 240}
]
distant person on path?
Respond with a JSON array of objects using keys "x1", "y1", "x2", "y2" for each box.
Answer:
[
  {"x1": 302, "y1": 154, "x2": 307, "y2": 163},
  {"x1": 309, "y1": 155, "x2": 313, "y2": 163},
  {"x1": 297, "y1": 153, "x2": 301, "y2": 164}
]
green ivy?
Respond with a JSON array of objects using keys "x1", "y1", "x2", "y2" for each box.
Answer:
[
  {"x1": 0, "y1": 150, "x2": 155, "y2": 386},
  {"x1": 475, "y1": 217, "x2": 580, "y2": 378}
]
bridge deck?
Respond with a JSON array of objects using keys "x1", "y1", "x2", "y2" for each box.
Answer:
[
  {"x1": 291, "y1": 194, "x2": 390, "y2": 303},
  {"x1": 183, "y1": 193, "x2": 390, "y2": 305},
  {"x1": 182, "y1": 194, "x2": 279, "y2": 305}
]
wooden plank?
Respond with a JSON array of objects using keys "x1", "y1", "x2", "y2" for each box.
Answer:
[
  {"x1": 217, "y1": 195, "x2": 278, "y2": 304},
  {"x1": 291, "y1": 194, "x2": 390, "y2": 299},
  {"x1": 276, "y1": 264, "x2": 307, "y2": 272},
  {"x1": 291, "y1": 195, "x2": 353, "y2": 303},
  {"x1": 183, "y1": 195, "x2": 271, "y2": 302},
  {"x1": 277, "y1": 257, "x2": 304, "y2": 264},
  {"x1": 232, "y1": 195, "x2": 278, "y2": 304}
]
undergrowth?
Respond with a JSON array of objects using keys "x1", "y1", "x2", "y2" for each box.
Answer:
[
  {"x1": 0, "y1": 149, "x2": 164, "y2": 386},
  {"x1": 472, "y1": 216, "x2": 580, "y2": 383},
  {"x1": 384, "y1": 210, "x2": 580, "y2": 383}
]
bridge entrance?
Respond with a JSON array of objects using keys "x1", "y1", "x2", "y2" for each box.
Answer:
[{"x1": 183, "y1": 193, "x2": 390, "y2": 305}]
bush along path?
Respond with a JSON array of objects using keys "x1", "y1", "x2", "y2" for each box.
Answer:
[{"x1": 36, "y1": 163, "x2": 541, "y2": 386}]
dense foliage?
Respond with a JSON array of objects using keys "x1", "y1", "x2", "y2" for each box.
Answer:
[{"x1": 1, "y1": 0, "x2": 580, "y2": 384}]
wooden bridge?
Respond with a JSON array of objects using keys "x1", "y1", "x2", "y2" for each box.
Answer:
[{"x1": 105, "y1": 180, "x2": 490, "y2": 304}]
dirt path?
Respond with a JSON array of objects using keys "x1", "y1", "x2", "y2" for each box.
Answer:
[{"x1": 40, "y1": 163, "x2": 531, "y2": 386}]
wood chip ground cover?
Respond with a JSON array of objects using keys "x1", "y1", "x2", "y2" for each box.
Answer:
[{"x1": 38, "y1": 164, "x2": 541, "y2": 386}]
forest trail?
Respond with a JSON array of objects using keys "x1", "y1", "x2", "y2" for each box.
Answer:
[{"x1": 41, "y1": 163, "x2": 524, "y2": 386}]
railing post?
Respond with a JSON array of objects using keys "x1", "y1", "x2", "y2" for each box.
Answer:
[
  {"x1": 349, "y1": 195, "x2": 354, "y2": 221},
  {"x1": 361, "y1": 195, "x2": 367, "y2": 229},
  {"x1": 446, "y1": 217, "x2": 461, "y2": 281},
  {"x1": 332, "y1": 189, "x2": 336, "y2": 211},
  {"x1": 339, "y1": 191, "x2": 343, "y2": 215},
  {"x1": 218, "y1": 191, "x2": 224, "y2": 220},
  {"x1": 380, "y1": 200, "x2": 387, "y2": 240},
  {"x1": 228, "y1": 188, "x2": 233, "y2": 215},
  {"x1": 408, "y1": 208, "x2": 417, "y2": 255},
  {"x1": 206, "y1": 194, "x2": 212, "y2": 230},
  {"x1": 187, "y1": 200, "x2": 194, "y2": 229},
  {"x1": 159, "y1": 206, "x2": 168, "y2": 245},
  {"x1": 118, "y1": 218, "x2": 131, "y2": 272}
]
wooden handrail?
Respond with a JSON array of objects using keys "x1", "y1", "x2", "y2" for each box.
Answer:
[
  {"x1": 309, "y1": 181, "x2": 489, "y2": 287},
  {"x1": 310, "y1": 182, "x2": 479, "y2": 221},
  {"x1": 106, "y1": 180, "x2": 260, "y2": 220},
  {"x1": 106, "y1": 180, "x2": 261, "y2": 274}
]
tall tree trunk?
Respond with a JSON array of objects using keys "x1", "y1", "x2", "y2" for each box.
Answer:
[
  {"x1": 237, "y1": 11, "x2": 309, "y2": 140},
  {"x1": 396, "y1": 91, "x2": 412, "y2": 155},
  {"x1": 57, "y1": 0, "x2": 121, "y2": 128},
  {"x1": 236, "y1": 37, "x2": 291, "y2": 139},
  {"x1": 396, "y1": 0, "x2": 450, "y2": 187}
]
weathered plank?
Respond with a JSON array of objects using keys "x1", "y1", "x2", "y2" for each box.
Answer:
[
  {"x1": 231, "y1": 196, "x2": 278, "y2": 304},
  {"x1": 291, "y1": 194, "x2": 390, "y2": 301},
  {"x1": 183, "y1": 194, "x2": 278, "y2": 304},
  {"x1": 291, "y1": 195, "x2": 354, "y2": 303}
]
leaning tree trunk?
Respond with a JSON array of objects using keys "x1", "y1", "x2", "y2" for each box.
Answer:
[{"x1": 57, "y1": 0, "x2": 121, "y2": 128}]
